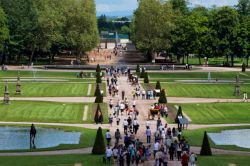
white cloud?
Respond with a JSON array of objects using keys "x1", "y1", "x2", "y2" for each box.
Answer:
[{"x1": 189, "y1": 0, "x2": 238, "y2": 7}]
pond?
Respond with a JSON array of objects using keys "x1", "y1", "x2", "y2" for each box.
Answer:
[
  {"x1": 208, "y1": 129, "x2": 250, "y2": 148},
  {"x1": 0, "y1": 126, "x2": 81, "y2": 150}
]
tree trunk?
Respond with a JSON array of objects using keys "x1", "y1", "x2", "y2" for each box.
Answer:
[
  {"x1": 231, "y1": 54, "x2": 234, "y2": 67},
  {"x1": 246, "y1": 54, "x2": 249, "y2": 67},
  {"x1": 29, "y1": 49, "x2": 35, "y2": 64}
]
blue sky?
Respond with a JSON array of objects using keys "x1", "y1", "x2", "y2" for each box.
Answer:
[{"x1": 96, "y1": 0, "x2": 239, "y2": 16}]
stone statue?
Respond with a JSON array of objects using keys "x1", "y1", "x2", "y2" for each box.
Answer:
[
  {"x1": 30, "y1": 124, "x2": 37, "y2": 148},
  {"x1": 3, "y1": 81, "x2": 10, "y2": 104}
]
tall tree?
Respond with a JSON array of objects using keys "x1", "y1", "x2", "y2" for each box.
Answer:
[
  {"x1": 64, "y1": 0, "x2": 99, "y2": 62},
  {"x1": 131, "y1": 0, "x2": 175, "y2": 62},
  {"x1": 0, "y1": 6, "x2": 9, "y2": 64}
]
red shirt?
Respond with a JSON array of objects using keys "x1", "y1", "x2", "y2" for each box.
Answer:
[{"x1": 181, "y1": 153, "x2": 189, "y2": 164}]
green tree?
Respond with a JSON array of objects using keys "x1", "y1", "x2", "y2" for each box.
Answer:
[
  {"x1": 200, "y1": 131, "x2": 212, "y2": 156},
  {"x1": 136, "y1": 64, "x2": 140, "y2": 73},
  {"x1": 64, "y1": 0, "x2": 99, "y2": 62},
  {"x1": 175, "y1": 106, "x2": 183, "y2": 123},
  {"x1": 158, "y1": 89, "x2": 167, "y2": 103},
  {"x1": 169, "y1": 0, "x2": 189, "y2": 15},
  {"x1": 96, "y1": 72, "x2": 102, "y2": 84},
  {"x1": 94, "y1": 103, "x2": 103, "y2": 124},
  {"x1": 144, "y1": 72, "x2": 149, "y2": 83},
  {"x1": 0, "y1": 6, "x2": 9, "y2": 64},
  {"x1": 96, "y1": 64, "x2": 101, "y2": 72},
  {"x1": 95, "y1": 87, "x2": 103, "y2": 103},
  {"x1": 92, "y1": 127, "x2": 105, "y2": 154},
  {"x1": 155, "y1": 81, "x2": 161, "y2": 90},
  {"x1": 94, "y1": 83, "x2": 101, "y2": 96},
  {"x1": 131, "y1": 0, "x2": 175, "y2": 61}
]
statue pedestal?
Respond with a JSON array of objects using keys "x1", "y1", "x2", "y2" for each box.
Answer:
[
  {"x1": 16, "y1": 84, "x2": 21, "y2": 95},
  {"x1": 234, "y1": 85, "x2": 240, "y2": 96},
  {"x1": 3, "y1": 92, "x2": 10, "y2": 104}
]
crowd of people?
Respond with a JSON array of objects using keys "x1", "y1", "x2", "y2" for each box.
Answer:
[{"x1": 103, "y1": 66, "x2": 197, "y2": 166}]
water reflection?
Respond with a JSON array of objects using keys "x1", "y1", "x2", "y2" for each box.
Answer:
[{"x1": 0, "y1": 126, "x2": 81, "y2": 150}]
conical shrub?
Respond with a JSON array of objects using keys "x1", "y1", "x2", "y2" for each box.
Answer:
[
  {"x1": 136, "y1": 64, "x2": 140, "y2": 73},
  {"x1": 96, "y1": 72, "x2": 102, "y2": 83},
  {"x1": 144, "y1": 72, "x2": 149, "y2": 83},
  {"x1": 158, "y1": 89, "x2": 167, "y2": 103},
  {"x1": 155, "y1": 81, "x2": 161, "y2": 90},
  {"x1": 175, "y1": 106, "x2": 183, "y2": 123},
  {"x1": 95, "y1": 88, "x2": 103, "y2": 103},
  {"x1": 94, "y1": 104, "x2": 102, "y2": 123},
  {"x1": 96, "y1": 64, "x2": 101, "y2": 73},
  {"x1": 200, "y1": 131, "x2": 212, "y2": 156},
  {"x1": 94, "y1": 84, "x2": 101, "y2": 96},
  {"x1": 92, "y1": 127, "x2": 106, "y2": 154},
  {"x1": 242, "y1": 63, "x2": 246, "y2": 72},
  {"x1": 140, "y1": 67, "x2": 145, "y2": 78}
]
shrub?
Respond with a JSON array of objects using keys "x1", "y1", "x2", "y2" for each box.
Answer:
[
  {"x1": 155, "y1": 81, "x2": 161, "y2": 90},
  {"x1": 158, "y1": 89, "x2": 167, "y2": 103},
  {"x1": 140, "y1": 67, "x2": 145, "y2": 78},
  {"x1": 175, "y1": 106, "x2": 183, "y2": 123},
  {"x1": 94, "y1": 84, "x2": 101, "y2": 96},
  {"x1": 96, "y1": 64, "x2": 101, "y2": 73},
  {"x1": 96, "y1": 72, "x2": 102, "y2": 83},
  {"x1": 92, "y1": 127, "x2": 106, "y2": 154},
  {"x1": 200, "y1": 131, "x2": 212, "y2": 156},
  {"x1": 136, "y1": 64, "x2": 140, "y2": 73},
  {"x1": 144, "y1": 72, "x2": 149, "y2": 83},
  {"x1": 94, "y1": 104, "x2": 103, "y2": 123},
  {"x1": 242, "y1": 63, "x2": 246, "y2": 72}
]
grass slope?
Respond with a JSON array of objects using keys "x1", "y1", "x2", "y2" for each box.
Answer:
[
  {"x1": 198, "y1": 155, "x2": 250, "y2": 166},
  {"x1": 0, "y1": 101, "x2": 108, "y2": 123}
]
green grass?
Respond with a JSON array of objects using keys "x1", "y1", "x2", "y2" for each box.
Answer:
[
  {"x1": 183, "y1": 126, "x2": 250, "y2": 151},
  {"x1": 148, "y1": 71, "x2": 250, "y2": 79},
  {"x1": 0, "y1": 101, "x2": 108, "y2": 124},
  {"x1": 143, "y1": 83, "x2": 250, "y2": 98},
  {"x1": 0, "y1": 154, "x2": 111, "y2": 166},
  {"x1": 0, "y1": 82, "x2": 106, "y2": 97},
  {"x1": 0, "y1": 70, "x2": 99, "y2": 78},
  {"x1": 171, "y1": 103, "x2": 250, "y2": 124},
  {"x1": 197, "y1": 155, "x2": 250, "y2": 166}
]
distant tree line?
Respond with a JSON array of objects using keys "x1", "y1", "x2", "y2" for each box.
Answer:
[
  {"x1": 98, "y1": 15, "x2": 131, "y2": 35},
  {"x1": 131, "y1": 0, "x2": 250, "y2": 67},
  {"x1": 0, "y1": 0, "x2": 99, "y2": 65}
]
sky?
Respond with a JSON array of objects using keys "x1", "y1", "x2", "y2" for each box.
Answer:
[{"x1": 95, "y1": 0, "x2": 239, "y2": 16}]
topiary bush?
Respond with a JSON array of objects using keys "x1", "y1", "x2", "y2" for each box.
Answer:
[
  {"x1": 140, "y1": 67, "x2": 145, "y2": 78},
  {"x1": 155, "y1": 81, "x2": 161, "y2": 90},
  {"x1": 175, "y1": 106, "x2": 183, "y2": 123},
  {"x1": 242, "y1": 63, "x2": 246, "y2": 72},
  {"x1": 94, "y1": 103, "x2": 103, "y2": 124},
  {"x1": 96, "y1": 64, "x2": 101, "y2": 73},
  {"x1": 96, "y1": 72, "x2": 102, "y2": 83},
  {"x1": 200, "y1": 131, "x2": 212, "y2": 156},
  {"x1": 95, "y1": 90, "x2": 103, "y2": 103},
  {"x1": 158, "y1": 89, "x2": 167, "y2": 104},
  {"x1": 144, "y1": 72, "x2": 149, "y2": 83},
  {"x1": 92, "y1": 127, "x2": 106, "y2": 154},
  {"x1": 136, "y1": 64, "x2": 140, "y2": 73},
  {"x1": 94, "y1": 84, "x2": 101, "y2": 96}
]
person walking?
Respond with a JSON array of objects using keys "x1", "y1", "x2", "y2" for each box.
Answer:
[
  {"x1": 105, "y1": 129, "x2": 111, "y2": 146},
  {"x1": 146, "y1": 126, "x2": 151, "y2": 143},
  {"x1": 181, "y1": 151, "x2": 189, "y2": 166},
  {"x1": 189, "y1": 152, "x2": 197, "y2": 166},
  {"x1": 105, "y1": 146, "x2": 113, "y2": 163},
  {"x1": 243, "y1": 92, "x2": 248, "y2": 102},
  {"x1": 123, "y1": 119, "x2": 128, "y2": 134},
  {"x1": 115, "y1": 129, "x2": 121, "y2": 144}
]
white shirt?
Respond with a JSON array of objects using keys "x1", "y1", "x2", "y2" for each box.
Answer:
[
  {"x1": 106, "y1": 132, "x2": 111, "y2": 139},
  {"x1": 132, "y1": 100, "x2": 136, "y2": 106},
  {"x1": 123, "y1": 120, "x2": 128, "y2": 126},
  {"x1": 153, "y1": 142, "x2": 159, "y2": 151},
  {"x1": 133, "y1": 120, "x2": 138, "y2": 126},
  {"x1": 106, "y1": 148, "x2": 113, "y2": 157},
  {"x1": 145, "y1": 121, "x2": 151, "y2": 127}
]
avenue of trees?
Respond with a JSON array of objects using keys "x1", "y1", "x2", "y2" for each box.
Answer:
[
  {"x1": 0, "y1": 0, "x2": 99, "y2": 65},
  {"x1": 131, "y1": 0, "x2": 250, "y2": 66}
]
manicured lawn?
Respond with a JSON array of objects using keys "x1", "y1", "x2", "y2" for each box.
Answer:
[
  {"x1": 0, "y1": 101, "x2": 108, "y2": 124},
  {"x1": 148, "y1": 71, "x2": 250, "y2": 79},
  {"x1": 143, "y1": 83, "x2": 250, "y2": 98},
  {"x1": 0, "y1": 154, "x2": 111, "y2": 166},
  {"x1": 172, "y1": 103, "x2": 250, "y2": 124},
  {"x1": 182, "y1": 126, "x2": 250, "y2": 151},
  {"x1": 0, "y1": 82, "x2": 106, "y2": 97},
  {"x1": 197, "y1": 155, "x2": 250, "y2": 166},
  {"x1": 0, "y1": 70, "x2": 98, "y2": 78}
]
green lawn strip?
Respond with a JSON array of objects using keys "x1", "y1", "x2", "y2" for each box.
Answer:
[
  {"x1": 147, "y1": 71, "x2": 250, "y2": 79},
  {"x1": 0, "y1": 70, "x2": 100, "y2": 78},
  {"x1": 142, "y1": 83, "x2": 249, "y2": 98},
  {"x1": 183, "y1": 126, "x2": 250, "y2": 152},
  {"x1": 0, "y1": 101, "x2": 108, "y2": 124},
  {"x1": 197, "y1": 155, "x2": 250, "y2": 166},
  {"x1": 169, "y1": 103, "x2": 250, "y2": 124},
  {"x1": 0, "y1": 154, "x2": 112, "y2": 166},
  {"x1": 0, "y1": 82, "x2": 106, "y2": 97}
]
